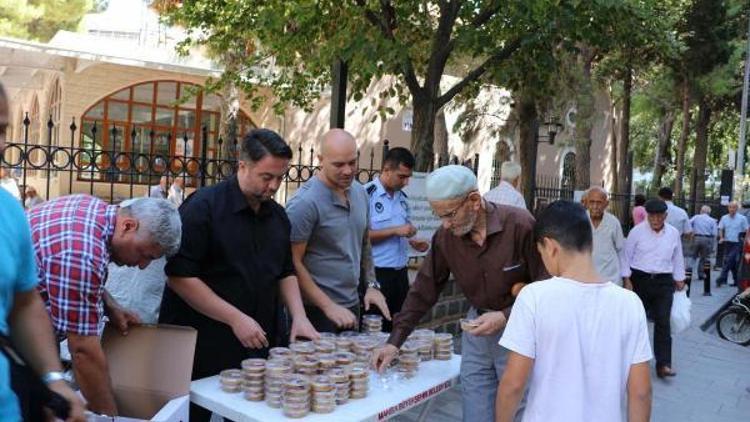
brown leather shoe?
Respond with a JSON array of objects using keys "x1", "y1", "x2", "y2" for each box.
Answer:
[{"x1": 656, "y1": 366, "x2": 677, "y2": 378}]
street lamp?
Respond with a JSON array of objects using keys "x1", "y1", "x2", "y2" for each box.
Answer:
[{"x1": 537, "y1": 116, "x2": 564, "y2": 145}]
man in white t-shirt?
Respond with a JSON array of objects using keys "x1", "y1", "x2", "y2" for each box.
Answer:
[{"x1": 496, "y1": 200, "x2": 653, "y2": 422}]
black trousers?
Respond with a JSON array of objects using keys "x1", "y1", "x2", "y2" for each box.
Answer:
[
  {"x1": 373, "y1": 267, "x2": 410, "y2": 332},
  {"x1": 305, "y1": 303, "x2": 361, "y2": 333},
  {"x1": 631, "y1": 269, "x2": 674, "y2": 368}
]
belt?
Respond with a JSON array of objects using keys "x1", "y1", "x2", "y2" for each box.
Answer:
[
  {"x1": 630, "y1": 268, "x2": 672, "y2": 279},
  {"x1": 375, "y1": 266, "x2": 407, "y2": 271},
  {"x1": 694, "y1": 234, "x2": 714, "y2": 238}
]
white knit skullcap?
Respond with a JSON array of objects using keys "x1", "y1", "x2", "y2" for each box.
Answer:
[{"x1": 425, "y1": 165, "x2": 477, "y2": 201}]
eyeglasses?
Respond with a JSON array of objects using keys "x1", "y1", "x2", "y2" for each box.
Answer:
[{"x1": 433, "y1": 195, "x2": 470, "y2": 220}]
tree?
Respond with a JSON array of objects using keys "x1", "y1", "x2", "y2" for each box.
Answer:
[
  {"x1": 564, "y1": 0, "x2": 679, "y2": 190},
  {"x1": 158, "y1": 0, "x2": 572, "y2": 171},
  {"x1": 0, "y1": 0, "x2": 92, "y2": 41},
  {"x1": 681, "y1": 0, "x2": 746, "y2": 210}
]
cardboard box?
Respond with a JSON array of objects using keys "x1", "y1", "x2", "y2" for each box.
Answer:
[{"x1": 98, "y1": 324, "x2": 197, "y2": 421}]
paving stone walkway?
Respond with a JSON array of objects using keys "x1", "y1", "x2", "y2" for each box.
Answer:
[{"x1": 396, "y1": 273, "x2": 750, "y2": 422}]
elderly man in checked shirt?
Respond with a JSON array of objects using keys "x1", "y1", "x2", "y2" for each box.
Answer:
[
  {"x1": 28, "y1": 195, "x2": 181, "y2": 415},
  {"x1": 621, "y1": 198, "x2": 686, "y2": 379}
]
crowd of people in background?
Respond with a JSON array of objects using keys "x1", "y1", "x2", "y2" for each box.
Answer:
[{"x1": 2, "y1": 73, "x2": 750, "y2": 422}]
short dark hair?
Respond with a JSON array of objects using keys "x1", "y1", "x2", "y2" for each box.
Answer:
[
  {"x1": 657, "y1": 187, "x2": 673, "y2": 200},
  {"x1": 534, "y1": 200, "x2": 592, "y2": 253},
  {"x1": 239, "y1": 128, "x2": 292, "y2": 163},
  {"x1": 382, "y1": 147, "x2": 415, "y2": 170},
  {"x1": 634, "y1": 193, "x2": 646, "y2": 206}
]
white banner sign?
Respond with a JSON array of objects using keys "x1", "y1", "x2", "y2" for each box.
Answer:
[
  {"x1": 404, "y1": 172, "x2": 441, "y2": 257},
  {"x1": 402, "y1": 109, "x2": 413, "y2": 132}
]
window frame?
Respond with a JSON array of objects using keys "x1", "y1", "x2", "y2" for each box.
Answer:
[{"x1": 78, "y1": 80, "x2": 255, "y2": 184}]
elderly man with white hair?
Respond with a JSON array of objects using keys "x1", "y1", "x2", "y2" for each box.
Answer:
[
  {"x1": 583, "y1": 186, "x2": 625, "y2": 286},
  {"x1": 690, "y1": 205, "x2": 717, "y2": 295},
  {"x1": 27, "y1": 195, "x2": 181, "y2": 415},
  {"x1": 484, "y1": 161, "x2": 527, "y2": 210},
  {"x1": 372, "y1": 164, "x2": 546, "y2": 422}
]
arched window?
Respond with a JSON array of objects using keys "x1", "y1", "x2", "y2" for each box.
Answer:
[
  {"x1": 561, "y1": 151, "x2": 576, "y2": 191},
  {"x1": 78, "y1": 80, "x2": 255, "y2": 183},
  {"x1": 48, "y1": 78, "x2": 63, "y2": 146}
]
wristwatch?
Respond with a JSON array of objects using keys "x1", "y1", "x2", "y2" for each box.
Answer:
[
  {"x1": 42, "y1": 371, "x2": 65, "y2": 385},
  {"x1": 367, "y1": 280, "x2": 381, "y2": 290}
]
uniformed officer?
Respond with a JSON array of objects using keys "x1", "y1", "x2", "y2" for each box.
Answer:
[{"x1": 365, "y1": 147, "x2": 429, "y2": 331}]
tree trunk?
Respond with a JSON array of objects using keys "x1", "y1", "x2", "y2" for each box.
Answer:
[
  {"x1": 609, "y1": 111, "x2": 620, "y2": 214},
  {"x1": 517, "y1": 92, "x2": 538, "y2": 209},
  {"x1": 434, "y1": 107, "x2": 449, "y2": 162},
  {"x1": 674, "y1": 78, "x2": 691, "y2": 198},
  {"x1": 411, "y1": 96, "x2": 438, "y2": 172},
  {"x1": 219, "y1": 51, "x2": 241, "y2": 160},
  {"x1": 617, "y1": 65, "x2": 633, "y2": 195},
  {"x1": 689, "y1": 96, "x2": 711, "y2": 215},
  {"x1": 574, "y1": 48, "x2": 595, "y2": 190},
  {"x1": 651, "y1": 108, "x2": 675, "y2": 191}
]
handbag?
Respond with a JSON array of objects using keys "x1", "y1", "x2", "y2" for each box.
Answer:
[
  {"x1": 0, "y1": 333, "x2": 70, "y2": 420},
  {"x1": 670, "y1": 290, "x2": 692, "y2": 334}
]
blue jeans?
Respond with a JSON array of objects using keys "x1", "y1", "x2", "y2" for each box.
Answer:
[
  {"x1": 460, "y1": 308, "x2": 525, "y2": 422},
  {"x1": 717, "y1": 241, "x2": 741, "y2": 285}
]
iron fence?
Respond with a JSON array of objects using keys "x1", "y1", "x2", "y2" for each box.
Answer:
[
  {"x1": 1, "y1": 114, "x2": 480, "y2": 206},
  {"x1": 531, "y1": 174, "x2": 725, "y2": 234}
]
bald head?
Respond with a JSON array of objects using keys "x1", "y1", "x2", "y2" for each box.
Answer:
[
  {"x1": 318, "y1": 129, "x2": 358, "y2": 191},
  {"x1": 320, "y1": 129, "x2": 356, "y2": 156},
  {"x1": 728, "y1": 201, "x2": 738, "y2": 215}
]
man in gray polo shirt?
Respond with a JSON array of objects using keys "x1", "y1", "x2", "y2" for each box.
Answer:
[{"x1": 287, "y1": 129, "x2": 390, "y2": 332}]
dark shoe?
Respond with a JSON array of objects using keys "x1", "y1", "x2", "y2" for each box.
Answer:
[
  {"x1": 703, "y1": 292, "x2": 712, "y2": 296},
  {"x1": 657, "y1": 366, "x2": 677, "y2": 378}
]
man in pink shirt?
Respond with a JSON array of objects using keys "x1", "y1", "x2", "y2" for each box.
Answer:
[
  {"x1": 632, "y1": 194, "x2": 647, "y2": 226},
  {"x1": 621, "y1": 198, "x2": 686, "y2": 379}
]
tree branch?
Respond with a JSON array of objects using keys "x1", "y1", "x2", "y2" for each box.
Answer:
[
  {"x1": 437, "y1": 37, "x2": 523, "y2": 108},
  {"x1": 471, "y1": 0, "x2": 502, "y2": 28},
  {"x1": 425, "y1": 1, "x2": 462, "y2": 95},
  {"x1": 354, "y1": 0, "x2": 423, "y2": 97}
]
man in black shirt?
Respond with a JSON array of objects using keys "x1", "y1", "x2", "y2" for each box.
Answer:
[{"x1": 159, "y1": 129, "x2": 319, "y2": 421}]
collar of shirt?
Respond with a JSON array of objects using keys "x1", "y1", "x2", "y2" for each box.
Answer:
[
  {"x1": 454, "y1": 201, "x2": 504, "y2": 247},
  {"x1": 312, "y1": 175, "x2": 354, "y2": 209},
  {"x1": 227, "y1": 175, "x2": 272, "y2": 217},
  {"x1": 373, "y1": 176, "x2": 407, "y2": 200},
  {"x1": 485, "y1": 201, "x2": 504, "y2": 235},
  {"x1": 372, "y1": 177, "x2": 409, "y2": 199},
  {"x1": 647, "y1": 224, "x2": 668, "y2": 236}
]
